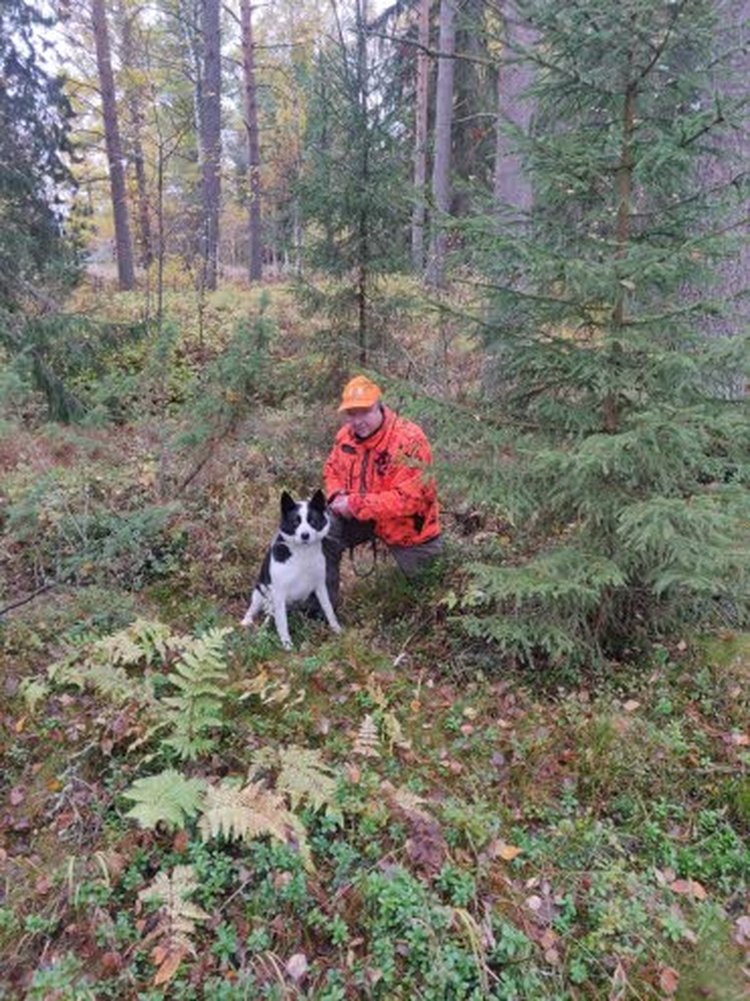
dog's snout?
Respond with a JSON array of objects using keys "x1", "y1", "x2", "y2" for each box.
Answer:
[{"x1": 300, "y1": 530, "x2": 310, "y2": 541}]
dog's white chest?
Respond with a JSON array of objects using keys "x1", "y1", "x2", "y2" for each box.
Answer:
[{"x1": 271, "y1": 547, "x2": 325, "y2": 602}]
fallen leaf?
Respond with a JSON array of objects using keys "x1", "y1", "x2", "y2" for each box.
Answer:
[
  {"x1": 152, "y1": 945, "x2": 188, "y2": 986},
  {"x1": 539, "y1": 928, "x2": 558, "y2": 950},
  {"x1": 732, "y1": 915, "x2": 750, "y2": 946},
  {"x1": 609, "y1": 958, "x2": 627, "y2": 1001},
  {"x1": 659, "y1": 965, "x2": 680, "y2": 995},
  {"x1": 345, "y1": 762, "x2": 361, "y2": 784},
  {"x1": 730, "y1": 733, "x2": 749, "y2": 746},
  {"x1": 101, "y1": 951, "x2": 123, "y2": 974},
  {"x1": 285, "y1": 952, "x2": 308, "y2": 982},
  {"x1": 669, "y1": 878, "x2": 707, "y2": 900},
  {"x1": 9, "y1": 787, "x2": 25, "y2": 806},
  {"x1": 172, "y1": 830, "x2": 189, "y2": 854},
  {"x1": 623, "y1": 699, "x2": 640, "y2": 713},
  {"x1": 526, "y1": 894, "x2": 543, "y2": 912},
  {"x1": 35, "y1": 875, "x2": 52, "y2": 895},
  {"x1": 497, "y1": 843, "x2": 523, "y2": 862}
]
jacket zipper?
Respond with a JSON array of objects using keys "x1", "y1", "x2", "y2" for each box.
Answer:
[{"x1": 359, "y1": 451, "x2": 369, "y2": 494}]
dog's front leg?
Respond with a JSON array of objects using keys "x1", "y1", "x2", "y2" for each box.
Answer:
[
  {"x1": 272, "y1": 594, "x2": 293, "y2": 650},
  {"x1": 240, "y1": 589, "x2": 264, "y2": 628},
  {"x1": 314, "y1": 583, "x2": 342, "y2": 635}
]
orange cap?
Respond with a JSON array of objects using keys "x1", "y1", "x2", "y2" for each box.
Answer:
[{"x1": 338, "y1": 375, "x2": 382, "y2": 411}]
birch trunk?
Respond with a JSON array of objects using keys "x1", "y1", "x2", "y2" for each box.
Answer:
[
  {"x1": 426, "y1": 0, "x2": 455, "y2": 288},
  {"x1": 240, "y1": 0, "x2": 262, "y2": 281}
]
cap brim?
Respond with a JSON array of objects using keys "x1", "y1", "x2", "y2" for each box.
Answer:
[{"x1": 338, "y1": 396, "x2": 380, "y2": 412}]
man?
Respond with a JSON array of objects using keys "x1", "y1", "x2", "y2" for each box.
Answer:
[{"x1": 322, "y1": 375, "x2": 442, "y2": 603}]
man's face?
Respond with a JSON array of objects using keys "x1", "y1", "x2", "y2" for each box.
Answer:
[{"x1": 343, "y1": 402, "x2": 383, "y2": 439}]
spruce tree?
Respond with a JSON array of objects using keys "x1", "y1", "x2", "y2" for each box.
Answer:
[
  {"x1": 296, "y1": 3, "x2": 409, "y2": 367},
  {"x1": 0, "y1": 0, "x2": 78, "y2": 311},
  {"x1": 453, "y1": 0, "x2": 749, "y2": 665}
]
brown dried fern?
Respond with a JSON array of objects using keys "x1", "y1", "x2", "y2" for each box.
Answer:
[
  {"x1": 137, "y1": 865, "x2": 208, "y2": 986},
  {"x1": 352, "y1": 714, "x2": 380, "y2": 757},
  {"x1": 198, "y1": 779, "x2": 313, "y2": 869}
]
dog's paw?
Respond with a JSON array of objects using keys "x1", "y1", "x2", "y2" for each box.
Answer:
[
  {"x1": 331, "y1": 623, "x2": 343, "y2": 634},
  {"x1": 239, "y1": 613, "x2": 254, "y2": 628}
]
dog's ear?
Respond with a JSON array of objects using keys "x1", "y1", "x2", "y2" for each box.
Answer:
[
  {"x1": 280, "y1": 491, "x2": 296, "y2": 514},
  {"x1": 310, "y1": 489, "x2": 326, "y2": 511}
]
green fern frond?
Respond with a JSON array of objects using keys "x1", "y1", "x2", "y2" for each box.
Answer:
[
  {"x1": 159, "y1": 627, "x2": 232, "y2": 760},
  {"x1": 51, "y1": 658, "x2": 151, "y2": 707},
  {"x1": 381, "y1": 711, "x2": 409, "y2": 752},
  {"x1": 123, "y1": 770, "x2": 206, "y2": 830},
  {"x1": 18, "y1": 678, "x2": 50, "y2": 713}
]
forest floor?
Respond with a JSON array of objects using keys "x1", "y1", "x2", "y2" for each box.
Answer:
[{"x1": 0, "y1": 278, "x2": 748, "y2": 1000}]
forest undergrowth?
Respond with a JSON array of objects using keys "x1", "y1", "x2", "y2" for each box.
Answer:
[{"x1": 0, "y1": 279, "x2": 748, "y2": 1000}]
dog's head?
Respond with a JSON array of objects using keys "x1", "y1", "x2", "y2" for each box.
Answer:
[{"x1": 279, "y1": 490, "x2": 331, "y2": 545}]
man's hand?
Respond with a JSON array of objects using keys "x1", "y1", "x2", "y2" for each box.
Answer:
[{"x1": 330, "y1": 493, "x2": 354, "y2": 519}]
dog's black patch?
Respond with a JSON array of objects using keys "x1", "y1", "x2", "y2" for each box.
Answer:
[
  {"x1": 279, "y1": 508, "x2": 302, "y2": 535},
  {"x1": 306, "y1": 489, "x2": 328, "y2": 532},
  {"x1": 272, "y1": 538, "x2": 292, "y2": 563}
]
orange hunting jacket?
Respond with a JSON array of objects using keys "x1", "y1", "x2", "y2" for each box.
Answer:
[{"x1": 324, "y1": 406, "x2": 440, "y2": 547}]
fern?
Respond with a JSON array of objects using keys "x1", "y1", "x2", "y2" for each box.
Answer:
[
  {"x1": 381, "y1": 711, "x2": 410, "y2": 752},
  {"x1": 198, "y1": 778, "x2": 312, "y2": 868},
  {"x1": 18, "y1": 677, "x2": 50, "y2": 713},
  {"x1": 50, "y1": 656, "x2": 152, "y2": 707},
  {"x1": 48, "y1": 618, "x2": 172, "y2": 705},
  {"x1": 160, "y1": 627, "x2": 232, "y2": 760},
  {"x1": 353, "y1": 714, "x2": 380, "y2": 757},
  {"x1": 96, "y1": 618, "x2": 172, "y2": 667},
  {"x1": 123, "y1": 770, "x2": 206, "y2": 830},
  {"x1": 275, "y1": 746, "x2": 341, "y2": 819},
  {"x1": 138, "y1": 865, "x2": 209, "y2": 986}
]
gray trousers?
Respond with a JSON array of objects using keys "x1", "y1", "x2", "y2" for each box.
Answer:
[{"x1": 322, "y1": 515, "x2": 443, "y2": 607}]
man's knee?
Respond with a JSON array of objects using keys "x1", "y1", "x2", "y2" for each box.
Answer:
[{"x1": 389, "y1": 535, "x2": 443, "y2": 577}]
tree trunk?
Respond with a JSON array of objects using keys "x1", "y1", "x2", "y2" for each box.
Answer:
[
  {"x1": 91, "y1": 0, "x2": 135, "y2": 290},
  {"x1": 493, "y1": 2, "x2": 535, "y2": 220},
  {"x1": 411, "y1": 0, "x2": 430, "y2": 273},
  {"x1": 200, "y1": 0, "x2": 221, "y2": 291},
  {"x1": 119, "y1": 2, "x2": 153, "y2": 268},
  {"x1": 426, "y1": 0, "x2": 455, "y2": 288},
  {"x1": 356, "y1": 0, "x2": 369, "y2": 362},
  {"x1": 240, "y1": 0, "x2": 262, "y2": 282}
]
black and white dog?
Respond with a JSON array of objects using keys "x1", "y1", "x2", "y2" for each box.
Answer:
[{"x1": 240, "y1": 490, "x2": 341, "y2": 650}]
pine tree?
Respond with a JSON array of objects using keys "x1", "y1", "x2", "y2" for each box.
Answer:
[{"x1": 454, "y1": 0, "x2": 749, "y2": 665}]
